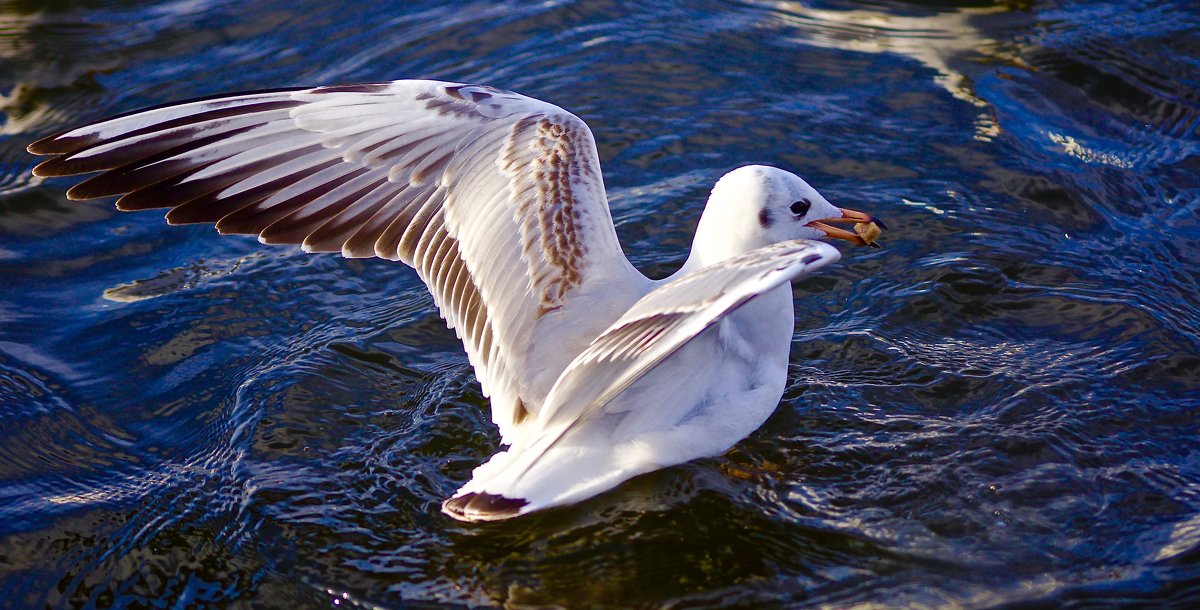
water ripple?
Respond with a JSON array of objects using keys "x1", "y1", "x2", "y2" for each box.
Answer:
[{"x1": 1, "y1": 0, "x2": 1199, "y2": 607}]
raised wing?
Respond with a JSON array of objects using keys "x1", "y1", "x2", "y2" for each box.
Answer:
[
  {"x1": 530, "y1": 239, "x2": 841, "y2": 445},
  {"x1": 28, "y1": 80, "x2": 646, "y2": 442}
]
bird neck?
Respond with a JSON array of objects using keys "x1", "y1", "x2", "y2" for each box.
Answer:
[{"x1": 680, "y1": 190, "x2": 765, "y2": 273}]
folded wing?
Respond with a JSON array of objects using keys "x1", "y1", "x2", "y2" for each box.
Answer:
[
  {"x1": 28, "y1": 80, "x2": 645, "y2": 441},
  {"x1": 528, "y1": 239, "x2": 841, "y2": 448}
]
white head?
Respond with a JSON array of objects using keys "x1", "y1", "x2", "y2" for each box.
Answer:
[{"x1": 688, "y1": 165, "x2": 879, "y2": 266}]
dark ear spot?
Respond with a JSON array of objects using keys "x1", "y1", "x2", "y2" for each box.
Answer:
[
  {"x1": 790, "y1": 199, "x2": 811, "y2": 216},
  {"x1": 758, "y1": 207, "x2": 773, "y2": 229}
]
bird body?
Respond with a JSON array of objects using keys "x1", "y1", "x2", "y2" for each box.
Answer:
[
  {"x1": 456, "y1": 282, "x2": 797, "y2": 517},
  {"x1": 28, "y1": 80, "x2": 882, "y2": 521}
]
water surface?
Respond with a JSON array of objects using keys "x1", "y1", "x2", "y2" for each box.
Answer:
[{"x1": 1, "y1": 0, "x2": 1199, "y2": 607}]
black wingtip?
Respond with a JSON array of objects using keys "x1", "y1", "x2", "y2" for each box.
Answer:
[
  {"x1": 29, "y1": 135, "x2": 70, "y2": 157},
  {"x1": 26, "y1": 139, "x2": 48, "y2": 156},
  {"x1": 442, "y1": 492, "x2": 529, "y2": 522}
]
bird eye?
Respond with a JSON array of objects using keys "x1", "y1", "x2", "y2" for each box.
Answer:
[{"x1": 790, "y1": 199, "x2": 811, "y2": 216}]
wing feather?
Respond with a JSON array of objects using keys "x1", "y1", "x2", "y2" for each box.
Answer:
[
  {"x1": 29, "y1": 80, "x2": 646, "y2": 441},
  {"x1": 261, "y1": 174, "x2": 388, "y2": 244}
]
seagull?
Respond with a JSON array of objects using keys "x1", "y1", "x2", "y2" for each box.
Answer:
[{"x1": 27, "y1": 80, "x2": 884, "y2": 522}]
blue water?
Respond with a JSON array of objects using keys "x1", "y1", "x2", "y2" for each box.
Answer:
[{"x1": 2, "y1": 0, "x2": 1199, "y2": 607}]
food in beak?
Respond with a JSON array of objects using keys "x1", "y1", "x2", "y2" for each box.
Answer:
[
  {"x1": 854, "y1": 221, "x2": 882, "y2": 246},
  {"x1": 807, "y1": 207, "x2": 887, "y2": 248}
]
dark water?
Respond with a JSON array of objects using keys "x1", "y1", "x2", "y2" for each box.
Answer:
[{"x1": 1, "y1": 0, "x2": 1199, "y2": 607}]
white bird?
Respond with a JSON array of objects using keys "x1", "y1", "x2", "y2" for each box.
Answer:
[{"x1": 28, "y1": 80, "x2": 883, "y2": 522}]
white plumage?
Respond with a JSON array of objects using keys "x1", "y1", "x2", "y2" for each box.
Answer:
[{"x1": 28, "y1": 80, "x2": 882, "y2": 521}]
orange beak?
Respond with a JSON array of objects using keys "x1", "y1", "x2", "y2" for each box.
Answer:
[{"x1": 807, "y1": 207, "x2": 887, "y2": 248}]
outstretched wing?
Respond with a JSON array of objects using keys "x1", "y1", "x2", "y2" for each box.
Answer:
[
  {"x1": 530, "y1": 239, "x2": 841, "y2": 445},
  {"x1": 28, "y1": 80, "x2": 646, "y2": 442}
]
